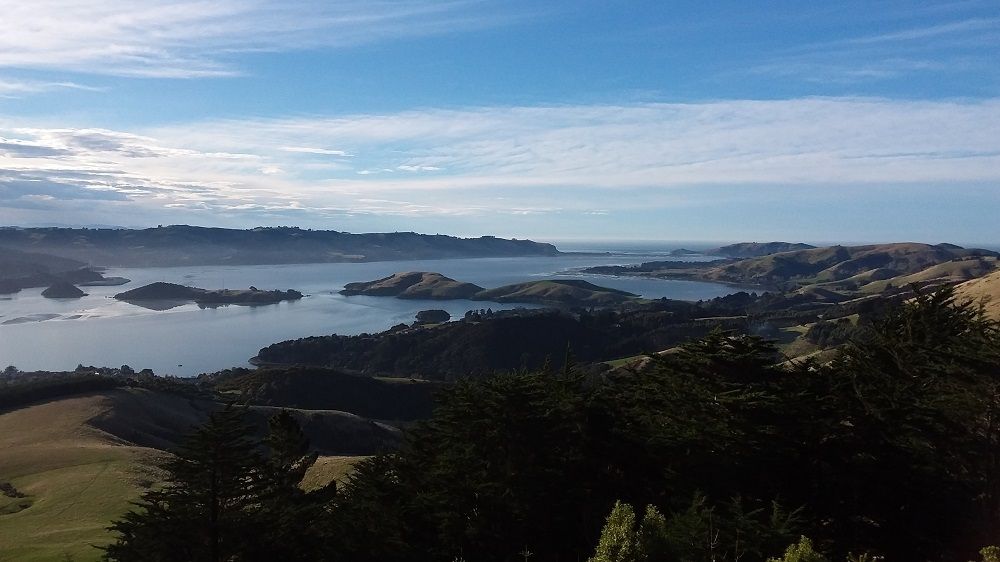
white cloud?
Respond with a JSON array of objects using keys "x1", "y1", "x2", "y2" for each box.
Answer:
[
  {"x1": 0, "y1": 0, "x2": 527, "y2": 78},
  {"x1": 751, "y1": 17, "x2": 1000, "y2": 83},
  {"x1": 397, "y1": 164, "x2": 442, "y2": 172},
  {"x1": 0, "y1": 77, "x2": 101, "y2": 97},
  {"x1": 2, "y1": 97, "x2": 999, "y2": 222},
  {"x1": 280, "y1": 146, "x2": 352, "y2": 157}
]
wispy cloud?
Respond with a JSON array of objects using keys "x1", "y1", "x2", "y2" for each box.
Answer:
[
  {"x1": 2, "y1": 97, "x2": 999, "y2": 223},
  {"x1": 0, "y1": 0, "x2": 528, "y2": 78},
  {"x1": 0, "y1": 77, "x2": 102, "y2": 97},
  {"x1": 751, "y1": 16, "x2": 1000, "y2": 84},
  {"x1": 280, "y1": 146, "x2": 352, "y2": 157}
]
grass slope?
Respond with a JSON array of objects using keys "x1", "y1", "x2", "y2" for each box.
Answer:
[
  {"x1": 955, "y1": 270, "x2": 1000, "y2": 320},
  {"x1": 0, "y1": 393, "x2": 166, "y2": 562},
  {"x1": 474, "y1": 279, "x2": 639, "y2": 305},
  {"x1": 628, "y1": 243, "x2": 1000, "y2": 297}
]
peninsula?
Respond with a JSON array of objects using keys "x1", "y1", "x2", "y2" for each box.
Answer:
[
  {"x1": 0, "y1": 246, "x2": 128, "y2": 294},
  {"x1": 0, "y1": 225, "x2": 560, "y2": 267}
]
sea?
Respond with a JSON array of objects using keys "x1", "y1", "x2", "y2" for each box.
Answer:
[{"x1": 0, "y1": 246, "x2": 739, "y2": 376}]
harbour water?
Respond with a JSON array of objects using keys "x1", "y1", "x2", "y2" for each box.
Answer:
[{"x1": 0, "y1": 252, "x2": 738, "y2": 375}]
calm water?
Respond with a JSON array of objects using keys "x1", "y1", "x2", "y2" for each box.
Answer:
[{"x1": 0, "y1": 252, "x2": 736, "y2": 376}]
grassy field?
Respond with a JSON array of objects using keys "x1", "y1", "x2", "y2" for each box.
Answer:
[
  {"x1": 956, "y1": 270, "x2": 1000, "y2": 320},
  {"x1": 302, "y1": 456, "x2": 368, "y2": 492},
  {"x1": 0, "y1": 394, "x2": 165, "y2": 562}
]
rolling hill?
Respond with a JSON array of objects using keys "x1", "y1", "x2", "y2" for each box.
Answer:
[
  {"x1": 585, "y1": 243, "x2": 999, "y2": 299},
  {"x1": 955, "y1": 270, "x2": 1000, "y2": 320}
]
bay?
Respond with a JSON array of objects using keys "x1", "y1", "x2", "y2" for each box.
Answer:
[{"x1": 0, "y1": 252, "x2": 737, "y2": 376}]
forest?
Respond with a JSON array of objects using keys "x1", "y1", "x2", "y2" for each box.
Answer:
[{"x1": 101, "y1": 288, "x2": 1000, "y2": 561}]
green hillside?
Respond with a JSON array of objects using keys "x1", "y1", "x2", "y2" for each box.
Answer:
[{"x1": 0, "y1": 388, "x2": 397, "y2": 560}]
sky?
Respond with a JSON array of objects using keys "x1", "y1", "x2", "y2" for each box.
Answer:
[{"x1": 0, "y1": 0, "x2": 998, "y2": 244}]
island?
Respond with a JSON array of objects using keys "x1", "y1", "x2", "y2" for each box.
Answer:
[
  {"x1": 41, "y1": 282, "x2": 87, "y2": 299},
  {"x1": 341, "y1": 272, "x2": 484, "y2": 299},
  {"x1": 114, "y1": 282, "x2": 303, "y2": 307},
  {"x1": 668, "y1": 248, "x2": 702, "y2": 256},
  {"x1": 415, "y1": 309, "x2": 451, "y2": 324},
  {"x1": 340, "y1": 272, "x2": 640, "y2": 306}
]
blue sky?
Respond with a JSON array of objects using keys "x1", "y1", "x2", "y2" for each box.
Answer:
[{"x1": 0, "y1": 0, "x2": 998, "y2": 244}]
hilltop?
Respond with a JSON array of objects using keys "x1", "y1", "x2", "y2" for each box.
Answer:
[
  {"x1": 0, "y1": 226, "x2": 560, "y2": 267},
  {"x1": 474, "y1": 279, "x2": 638, "y2": 306},
  {"x1": 707, "y1": 241, "x2": 816, "y2": 258},
  {"x1": 341, "y1": 272, "x2": 639, "y2": 306},
  {"x1": 341, "y1": 272, "x2": 484, "y2": 299}
]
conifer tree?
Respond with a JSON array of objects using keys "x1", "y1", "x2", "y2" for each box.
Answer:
[{"x1": 104, "y1": 405, "x2": 262, "y2": 562}]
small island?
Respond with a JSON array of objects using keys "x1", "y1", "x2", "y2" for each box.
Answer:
[
  {"x1": 115, "y1": 282, "x2": 303, "y2": 306},
  {"x1": 41, "y1": 282, "x2": 87, "y2": 299},
  {"x1": 341, "y1": 272, "x2": 639, "y2": 306},
  {"x1": 342, "y1": 272, "x2": 484, "y2": 299},
  {"x1": 415, "y1": 309, "x2": 451, "y2": 324}
]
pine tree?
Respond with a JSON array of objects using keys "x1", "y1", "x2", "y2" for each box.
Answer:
[
  {"x1": 104, "y1": 405, "x2": 263, "y2": 562},
  {"x1": 589, "y1": 501, "x2": 641, "y2": 562}
]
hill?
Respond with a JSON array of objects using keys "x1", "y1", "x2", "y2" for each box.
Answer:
[
  {"x1": 0, "y1": 386, "x2": 399, "y2": 561},
  {"x1": 341, "y1": 272, "x2": 484, "y2": 299},
  {"x1": 205, "y1": 367, "x2": 446, "y2": 421},
  {"x1": 585, "y1": 243, "x2": 999, "y2": 297},
  {"x1": 707, "y1": 241, "x2": 816, "y2": 258},
  {"x1": 341, "y1": 272, "x2": 640, "y2": 306},
  {"x1": 40, "y1": 281, "x2": 87, "y2": 298},
  {"x1": 474, "y1": 279, "x2": 639, "y2": 306},
  {"x1": 706, "y1": 243, "x2": 997, "y2": 290},
  {"x1": 253, "y1": 301, "x2": 753, "y2": 379},
  {"x1": 0, "y1": 226, "x2": 560, "y2": 267},
  {"x1": 955, "y1": 270, "x2": 1000, "y2": 320}
]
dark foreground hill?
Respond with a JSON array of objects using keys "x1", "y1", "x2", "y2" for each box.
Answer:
[
  {"x1": 0, "y1": 225, "x2": 560, "y2": 267},
  {"x1": 205, "y1": 367, "x2": 446, "y2": 421},
  {"x1": 253, "y1": 303, "x2": 756, "y2": 379}
]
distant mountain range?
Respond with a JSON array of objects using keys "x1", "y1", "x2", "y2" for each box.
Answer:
[{"x1": 0, "y1": 225, "x2": 560, "y2": 267}]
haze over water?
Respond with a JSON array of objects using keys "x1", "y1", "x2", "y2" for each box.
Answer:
[{"x1": 0, "y1": 251, "x2": 736, "y2": 376}]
